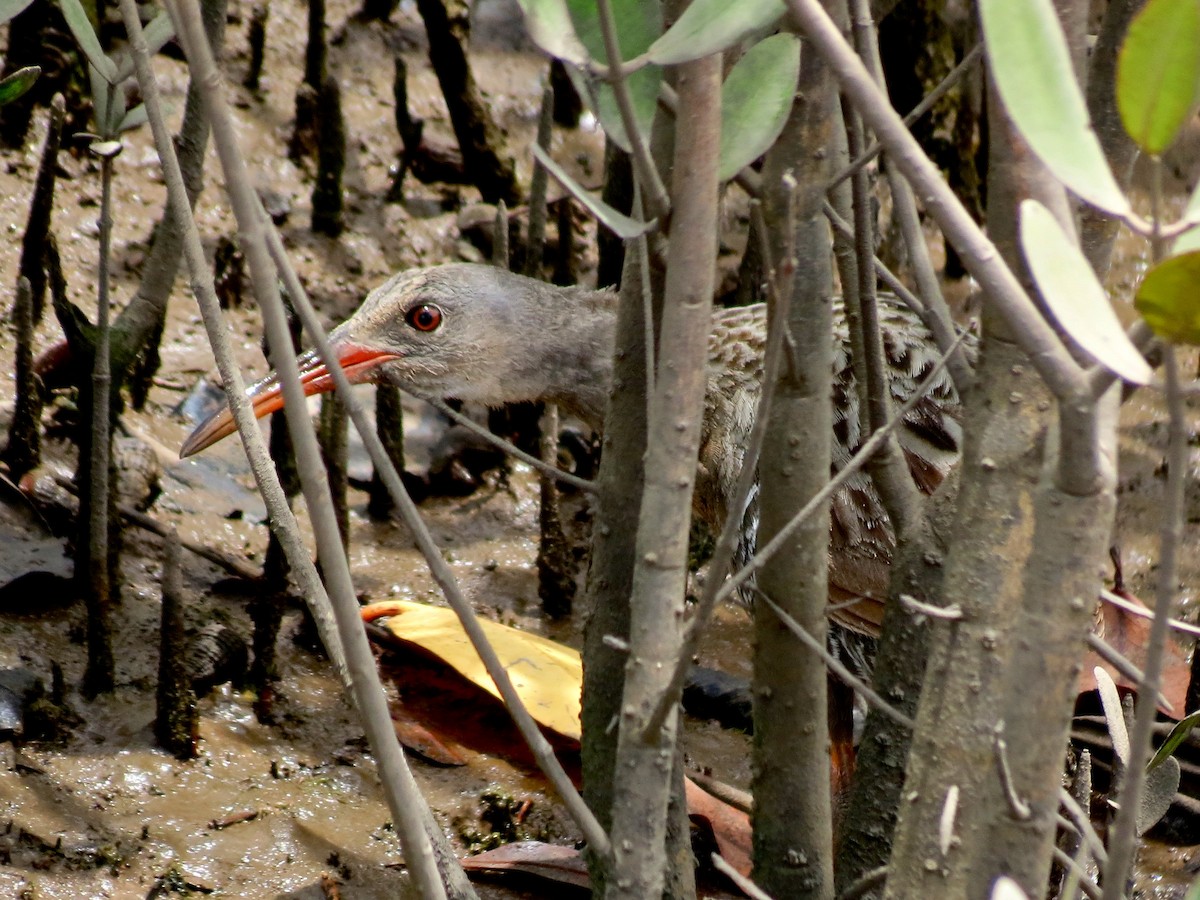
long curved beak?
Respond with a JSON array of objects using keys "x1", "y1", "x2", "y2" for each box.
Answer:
[{"x1": 179, "y1": 343, "x2": 399, "y2": 458}]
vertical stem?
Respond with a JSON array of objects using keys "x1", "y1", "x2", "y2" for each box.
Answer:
[{"x1": 84, "y1": 139, "x2": 118, "y2": 697}]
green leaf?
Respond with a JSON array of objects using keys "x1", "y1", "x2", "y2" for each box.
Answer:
[
  {"x1": 0, "y1": 66, "x2": 39, "y2": 107},
  {"x1": 88, "y1": 62, "x2": 109, "y2": 135},
  {"x1": 59, "y1": 0, "x2": 117, "y2": 83},
  {"x1": 1148, "y1": 709, "x2": 1200, "y2": 771},
  {"x1": 0, "y1": 0, "x2": 37, "y2": 26},
  {"x1": 718, "y1": 33, "x2": 798, "y2": 182},
  {"x1": 564, "y1": 0, "x2": 661, "y2": 153},
  {"x1": 979, "y1": 0, "x2": 1131, "y2": 217},
  {"x1": 1116, "y1": 0, "x2": 1200, "y2": 156},
  {"x1": 112, "y1": 10, "x2": 177, "y2": 82},
  {"x1": 1135, "y1": 250, "x2": 1200, "y2": 344},
  {"x1": 642, "y1": 0, "x2": 784, "y2": 67},
  {"x1": 1187, "y1": 873, "x2": 1200, "y2": 900},
  {"x1": 118, "y1": 102, "x2": 147, "y2": 132},
  {"x1": 512, "y1": 0, "x2": 591, "y2": 66},
  {"x1": 1019, "y1": 200, "x2": 1152, "y2": 384},
  {"x1": 531, "y1": 143, "x2": 656, "y2": 239}
]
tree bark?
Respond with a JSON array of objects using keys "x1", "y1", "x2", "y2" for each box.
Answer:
[{"x1": 752, "y1": 14, "x2": 839, "y2": 895}]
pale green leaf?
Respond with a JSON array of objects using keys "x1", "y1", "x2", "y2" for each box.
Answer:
[
  {"x1": 59, "y1": 0, "x2": 117, "y2": 82},
  {"x1": 88, "y1": 62, "x2": 109, "y2": 135},
  {"x1": 718, "y1": 33, "x2": 798, "y2": 182},
  {"x1": 513, "y1": 0, "x2": 591, "y2": 66},
  {"x1": 1116, "y1": 0, "x2": 1200, "y2": 156},
  {"x1": 642, "y1": 0, "x2": 784, "y2": 66},
  {"x1": 564, "y1": 0, "x2": 661, "y2": 152},
  {"x1": 1171, "y1": 223, "x2": 1200, "y2": 256},
  {"x1": 531, "y1": 143, "x2": 655, "y2": 238},
  {"x1": 0, "y1": 66, "x2": 39, "y2": 107},
  {"x1": 979, "y1": 0, "x2": 1131, "y2": 217},
  {"x1": 1020, "y1": 201, "x2": 1152, "y2": 384},
  {"x1": 0, "y1": 0, "x2": 36, "y2": 26},
  {"x1": 118, "y1": 102, "x2": 147, "y2": 132},
  {"x1": 1094, "y1": 665, "x2": 1129, "y2": 767},
  {"x1": 1135, "y1": 250, "x2": 1200, "y2": 344}
]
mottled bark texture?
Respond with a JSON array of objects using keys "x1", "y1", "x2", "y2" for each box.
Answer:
[{"x1": 752, "y1": 19, "x2": 838, "y2": 897}]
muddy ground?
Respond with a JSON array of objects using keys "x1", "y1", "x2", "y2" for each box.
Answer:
[{"x1": 0, "y1": 0, "x2": 1197, "y2": 897}]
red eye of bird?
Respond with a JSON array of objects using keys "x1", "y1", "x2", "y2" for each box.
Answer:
[{"x1": 406, "y1": 303, "x2": 442, "y2": 332}]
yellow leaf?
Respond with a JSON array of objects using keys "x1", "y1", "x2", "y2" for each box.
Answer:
[{"x1": 363, "y1": 601, "x2": 583, "y2": 740}]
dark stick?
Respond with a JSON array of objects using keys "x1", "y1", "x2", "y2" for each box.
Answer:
[
  {"x1": 3, "y1": 277, "x2": 43, "y2": 479},
  {"x1": 18, "y1": 94, "x2": 65, "y2": 324},
  {"x1": 311, "y1": 75, "x2": 345, "y2": 237},
  {"x1": 155, "y1": 531, "x2": 199, "y2": 758},
  {"x1": 243, "y1": 2, "x2": 269, "y2": 92}
]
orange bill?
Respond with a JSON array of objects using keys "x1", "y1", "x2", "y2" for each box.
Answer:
[{"x1": 178, "y1": 343, "x2": 399, "y2": 458}]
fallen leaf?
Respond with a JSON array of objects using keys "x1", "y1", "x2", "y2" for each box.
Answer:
[{"x1": 362, "y1": 601, "x2": 582, "y2": 740}]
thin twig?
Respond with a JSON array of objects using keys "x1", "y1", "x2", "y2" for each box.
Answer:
[
  {"x1": 847, "y1": 0, "x2": 973, "y2": 396},
  {"x1": 759, "y1": 591, "x2": 915, "y2": 729},
  {"x1": 594, "y1": 0, "x2": 669, "y2": 222},
  {"x1": 156, "y1": 4, "x2": 453, "y2": 897},
  {"x1": 1054, "y1": 847, "x2": 1104, "y2": 900},
  {"x1": 1100, "y1": 588, "x2": 1200, "y2": 639},
  {"x1": 993, "y1": 725, "x2": 1031, "y2": 820},
  {"x1": 1059, "y1": 786, "x2": 1108, "y2": 866},
  {"x1": 785, "y1": 0, "x2": 1088, "y2": 402},
  {"x1": 1101, "y1": 345, "x2": 1188, "y2": 900},
  {"x1": 837, "y1": 866, "x2": 889, "y2": 900},
  {"x1": 898, "y1": 593, "x2": 962, "y2": 620},
  {"x1": 711, "y1": 854, "x2": 775, "y2": 900},
  {"x1": 823, "y1": 200, "x2": 926, "y2": 316},
  {"x1": 826, "y1": 43, "x2": 984, "y2": 191},
  {"x1": 640, "y1": 192, "x2": 793, "y2": 741},
  {"x1": 1085, "y1": 632, "x2": 1173, "y2": 713},
  {"x1": 716, "y1": 328, "x2": 971, "y2": 606},
  {"x1": 261, "y1": 198, "x2": 611, "y2": 861},
  {"x1": 425, "y1": 398, "x2": 594, "y2": 493}
]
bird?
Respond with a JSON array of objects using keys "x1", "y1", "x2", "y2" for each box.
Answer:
[{"x1": 181, "y1": 262, "x2": 967, "y2": 638}]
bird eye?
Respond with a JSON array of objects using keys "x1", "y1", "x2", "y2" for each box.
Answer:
[{"x1": 405, "y1": 303, "x2": 442, "y2": 332}]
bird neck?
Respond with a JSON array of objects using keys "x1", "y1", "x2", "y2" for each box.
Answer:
[{"x1": 507, "y1": 282, "x2": 617, "y2": 431}]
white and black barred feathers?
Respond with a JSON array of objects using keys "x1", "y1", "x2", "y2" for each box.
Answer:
[{"x1": 696, "y1": 296, "x2": 974, "y2": 645}]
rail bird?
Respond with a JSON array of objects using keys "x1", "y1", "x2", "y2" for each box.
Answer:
[{"x1": 181, "y1": 263, "x2": 966, "y2": 636}]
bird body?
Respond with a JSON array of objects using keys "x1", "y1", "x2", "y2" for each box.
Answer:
[{"x1": 182, "y1": 263, "x2": 966, "y2": 634}]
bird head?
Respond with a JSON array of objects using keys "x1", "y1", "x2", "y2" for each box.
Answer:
[{"x1": 179, "y1": 264, "x2": 616, "y2": 457}]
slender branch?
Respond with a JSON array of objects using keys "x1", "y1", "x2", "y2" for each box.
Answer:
[
  {"x1": 822, "y1": 199, "x2": 925, "y2": 313},
  {"x1": 899, "y1": 593, "x2": 962, "y2": 620},
  {"x1": 993, "y1": 726, "x2": 1031, "y2": 819},
  {"x1": 1055, "y1": 847, "x2": 1104, "y2": 900},
  {"x1": 425, "y1": 398, "x2": 594, "y2": 493},
  {"x1": 258, "y1": 217, "x2": 610, "y2": 860},
  {"x1": 1101, "y1": 346, "x2": 1187, "y2": 900},
  {"x1": 847, "y1": 0, "x2": 973, "y2": 396},
  {"x1": 1058, "y1": 786, "x2": 1108, "y2": 866},
  {"x1": 711, "y1": 855, "x2": 775, "y2": 900},
  {"x1": 837, "y1": 866, "x2": 889, "y2": 900},
  {"x1": 758, "y1": 591, "x2": 914, "y2": 730},
  {"x1": 156, "y1": 4, "x2": 454, "y2": 897},
  {"x1": 1100, "y1": 588, "x2": 1200, "y2": 639},
  {"x1": 826, "y1": 43, "x2": 984, "y2": 191},
  {"x1": 843, "y1": 91, "x2": 921, "y2": 535},
  {"x1": 784, "y1": 0, "x2": 1089, "y2": 402},
  {"x1": 640, "y1": 195, "x2": 793, "y2": 740},
  {"x1": 717, "y1": 329, "x2": 971, "y2": 606},
  {"x1": 594, "y1": 0, "x2": 669, "y2": 222}
]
